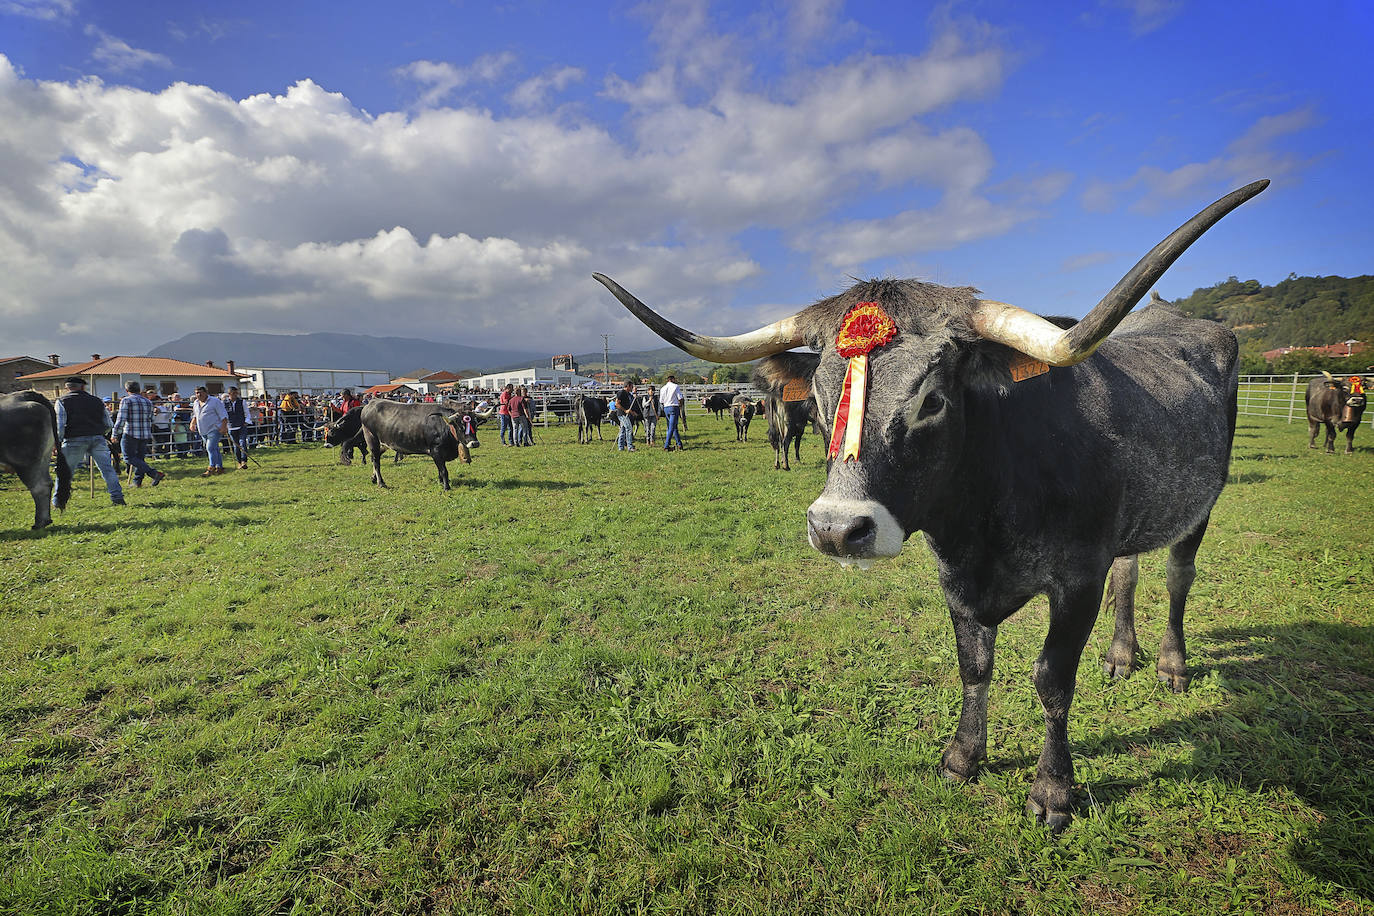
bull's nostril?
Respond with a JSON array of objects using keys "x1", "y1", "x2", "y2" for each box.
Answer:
[{"x1": 846, "y1": 516, "x2": 876, "y2": 547}]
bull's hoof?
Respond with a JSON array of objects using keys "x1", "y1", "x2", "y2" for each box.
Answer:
[
  {"x1": 32, "y1": 519, "x2": 53, "y2": 530},
  {"x1": 1103, "y1": 658, "x2": 1137, "y2": 679},
  {"x1": 1157, "y1": 667, "x2": 1190, "y2": 693},
  {"x1": 1026, "y1": 795, "x2": 1073, "y2": 835},
  {"x1": 938, "y1": 747, "x2": 981, "y2": 783}
]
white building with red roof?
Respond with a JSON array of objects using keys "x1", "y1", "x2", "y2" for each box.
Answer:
[{"x1": 17, "y1": 355, "x2": 247, "y2": 400}]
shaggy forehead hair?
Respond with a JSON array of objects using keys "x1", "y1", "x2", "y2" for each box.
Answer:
[{"x1": 794, "y1": 279, "x2": 984, "y2": 352}]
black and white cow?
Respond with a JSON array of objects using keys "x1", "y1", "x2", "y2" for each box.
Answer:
[{"x1": 594, "y1": 179, "x2": 1269, "y2": 832}]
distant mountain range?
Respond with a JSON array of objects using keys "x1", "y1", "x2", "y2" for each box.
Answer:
[{"x1": 146, "y1": 330, "x2": 708, "y2": 378}]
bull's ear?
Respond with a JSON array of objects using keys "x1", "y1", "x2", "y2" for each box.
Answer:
[
  {"x1": 965, "y1": 314, "x2": 1077, "y2": 396},
  {"x1": 753, "y1": 351, "x2": 820, "y2": 399}
]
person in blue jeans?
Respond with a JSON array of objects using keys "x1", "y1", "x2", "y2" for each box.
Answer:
[
  {"x1": 54, "y1": 376, "x2": 124, "y2": 506},
  {"x1": 189, "y1": 386, "x2": 230, "y2": 476},
  {"x1": 614, "y1": 380, "x2": 637, "y2": 451},
  {"x1": 659, "y1": 374, "x2": 685, "y2": 450},
  {"x1": 112, "y1": 380, "x2": 166, "y2": 487}
]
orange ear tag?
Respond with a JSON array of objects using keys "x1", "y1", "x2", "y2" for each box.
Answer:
[{"x1": 828, "y1": 302, "x2": 898, "y2": 462}]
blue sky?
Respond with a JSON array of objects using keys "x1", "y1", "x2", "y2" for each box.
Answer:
[{"x1": 1, "y1": 0, "x2": 1370, "y2": 360}]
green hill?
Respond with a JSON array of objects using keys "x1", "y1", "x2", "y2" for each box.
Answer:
[{"x1": 1171, "y1": 274, "x2": 1374, "y2": 372}]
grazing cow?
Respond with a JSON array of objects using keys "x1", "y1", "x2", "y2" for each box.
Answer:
[
  {"x1": 325, "y1": 401, "x2": 479, "y2": 490},
  {"x1": 594, "y1": 179, "x2": 1268, "y2": 831},
  {"x1": 701, "y1": 393, "x2": 735, "y2": 418},
  {"x1": 730, "y1": 394, "x2": 756, "y2": 441},
  {"x1": 0, "y1": 391, "x2": 72, "y2": 529},
  {"x1": 574, "y1": 395, "x2": 608, "y2": 443},
  {"x1": 1306, "y1": 372, "x2": 1371, "y2": 454},
  {"x1": 761, "y1": 396, "x2": 814, "y2": 470}
]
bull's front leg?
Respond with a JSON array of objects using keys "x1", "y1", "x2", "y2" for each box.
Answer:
[
  {"x1": 1027, "y1": 580, "x2": 1100, "y2": 833},
  {"x1": 940, "y1": 600, "x2": 997, "y2": 782}
]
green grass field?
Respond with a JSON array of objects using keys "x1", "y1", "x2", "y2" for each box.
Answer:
[{"x1": 1, "y1": 413, "x2": 1371, "y2": 915}]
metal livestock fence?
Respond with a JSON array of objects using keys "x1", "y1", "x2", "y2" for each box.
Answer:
[{"x1": 1238, "y1": 374, "x2": 1372, "y2": 427}]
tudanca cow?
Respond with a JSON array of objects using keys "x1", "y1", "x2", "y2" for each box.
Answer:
[
  {"x1": 0, "y1": 391, "x2": 72, "y2": 529},
  {"x1": 1306, "y1": 371, "x2": 1371, "y2": 454},
  {"x1": 573, "y1": 395, "x2": 608, "y2": 443},
  {"x1": 594, "y1": 180, "x2": 1269, "y2": 832},
  {"x1": 322, "y1": 401, "x2": 479, "y2": 490},
  {"x1": 760, "y1": 396, "x2": 814, "y2": 470},
  {"x1": 730, "y1": 394, "x2": 756, "y2": 441}
]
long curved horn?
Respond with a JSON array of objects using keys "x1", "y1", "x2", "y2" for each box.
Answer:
[
  {"x1": 592, "y1": 272, "x2": 806, "y2": 363},
  {"x1": 971, "y1": 179, "x2": 1270, "y2": 366}
]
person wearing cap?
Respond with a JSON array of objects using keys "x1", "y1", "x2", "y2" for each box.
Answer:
[
  {"x1": 189, "y1": 386, "x2": 230, "y2": 476},
  {"x1": 113, "y1": 380, "x2": 166, "y2": 488},
  {"x1": 54, "y1": 376, "x2": 124, "y2": 506}
]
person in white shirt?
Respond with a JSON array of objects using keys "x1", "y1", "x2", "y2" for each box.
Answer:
[
  {"x1": 659, "y1": 375, "x2": 685, "y2": 451},
  {"x1": 189, "y1": 386, "x2": 231, "y2": 477}
]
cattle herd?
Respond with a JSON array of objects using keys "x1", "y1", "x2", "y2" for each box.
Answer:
[{"x1": 6, "y1": 178, "x2": 1372, "y2": 832}]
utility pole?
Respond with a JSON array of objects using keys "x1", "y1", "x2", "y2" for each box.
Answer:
[{"x1": 602, "y1": 334, "x2": 612, "y2": 384}]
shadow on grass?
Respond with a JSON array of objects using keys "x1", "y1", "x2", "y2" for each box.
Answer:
[
  {"x1": 0, "y1": 513, "x2": 260, "y2": 541},
  {"x1": 1071, "y1": 621, "x2": 1374, "y2": 900}
]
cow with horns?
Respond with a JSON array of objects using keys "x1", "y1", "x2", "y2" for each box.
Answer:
[
  {"x1": 321, "y1": 400, "x2": 480, "y2": 490},
  {"x1": 730, "y1": 394, "x2": 756, "y2": 441},
  {"x1": 594, "y1": 180, "x2": 1269, "y2": 832},
  {"x1": 0, "y1": 391, "x2": 72, "y2": 529},
  {"x1": 763, "y1": 397, "x2": 814, "y2": 471},
  {"x1": 1306, "y1": 371, "x2": 1371, "y2": 454}
]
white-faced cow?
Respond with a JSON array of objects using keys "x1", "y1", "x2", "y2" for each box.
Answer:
[
  {"x1": 0, "y1": 391, "x2": 72, "y2": 529},
  {"x1": 1306, "y1": 371, "x2": 1371, "y2": 454},
  {"x1": 730, "y1": 394, "x2": 756, "y2": 441},
  {"x1": 594, "y1": 180, "x2": 1268, "y2": 832},
  {"x1": 323, "y1": 401, "x2": 479, "y2": 490}
]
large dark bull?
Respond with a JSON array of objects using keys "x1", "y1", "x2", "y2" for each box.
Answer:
[
  {"x1": 573, "y1": 395, "x2": 608, "y2": 443},
  {"x1": 0, "y1": 391, "x2": 72, "y2": 529},
  {"x1": 594, "y1": 180, "x2": 1269, "y2": 832},
  {"x1": 701, "y1": 392, "x2": 735, "y2": 418},
  {"x1": 763, "y1": 397, "x2": 813, "y2": 470},
  {"x1": 324, "y1": 401, "x2": 479, "y2": 490},
  {"x1": 730, "y1": 394, "x2": 756, "y2": 441},
  {"x1": 1306, "y1": 371, "x2": 1371, "y2": 454}
]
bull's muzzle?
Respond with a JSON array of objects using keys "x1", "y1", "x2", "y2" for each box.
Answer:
[{"x1": 806, "y1": 497, "x2": 905, "y2": 568}]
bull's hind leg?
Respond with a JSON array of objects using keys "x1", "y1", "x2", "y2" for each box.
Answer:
[
  {"x1": 1102, "y1": 555, "x2": 1141, "y2": 679},
  {"x1": 19, "y1": 462, "x2": 54, "y2": 529},
  {"x1": 1158, "y1": 515, "x2": 1209, "y2": 692}
]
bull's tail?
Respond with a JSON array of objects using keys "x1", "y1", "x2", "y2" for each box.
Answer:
[{"x1": 46, "y1": 398, "x2": 72, "y2": 511}]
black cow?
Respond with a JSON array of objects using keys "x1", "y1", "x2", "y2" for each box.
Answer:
[
  {"x1": 701, "y1": 392, "x2": 735, "y2": 418},
  {"x1": 1306, "y1": 372, "x2": 1371, "y2": 454},
  {"x1": 324, "y1": 401, "x2": 479, "y2": 490},
  {"x1": 0, "y1": 391, "x2": 72, "y2": 529},
  {"x1": 763, "y1": 397, "x2": 813, "y2": 470},
  {"x1": 573, "y1": 395, "x2": 608, "y2": 443},
  {"x1": 730, "y1": 394, "x2": 756, "y2": 441},
  {"x1": 594, "y1": 179, "x2": 1268, "y2": 832}
]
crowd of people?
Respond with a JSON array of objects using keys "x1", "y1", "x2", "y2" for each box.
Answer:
[{"x1": 50, "y1": 374, "x2": 718, "y2": 507}]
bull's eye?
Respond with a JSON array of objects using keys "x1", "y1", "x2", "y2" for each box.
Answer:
[{"x1": 917, "y1": 392, "x2": 944, "y2": 420}]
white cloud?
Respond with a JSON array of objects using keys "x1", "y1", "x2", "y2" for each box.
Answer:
[
  {"x1": 85, "y1": 26, "x2": 173, "y2": 72},
  {"x1": 0, "y1": 15, "x2": 1029, "y2": 356},
  {"x1": 1082, "y1": 107, "x2": 1319, "y2": 213},
  {"x1": 396, "y1": 53, "x2": 516, "y2": 109},
  {"x1": 509, "y1": 67, "x2": 584, "y2": 110},
  {"x1": 0, "y1": 0, "x2": 73, "y2": 21},
  {"x1": 1101, "y1": 0, "x2": 1185, "y2": 36}
]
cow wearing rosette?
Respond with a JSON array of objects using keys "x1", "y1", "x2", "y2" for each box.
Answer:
[{"x1": 593, "y1": 180, "x2": 1269, "y2": 832}]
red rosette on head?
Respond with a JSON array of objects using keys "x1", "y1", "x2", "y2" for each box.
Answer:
[{"x1": 829, "y1": 301, "x2": 898, "y2": 462}]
